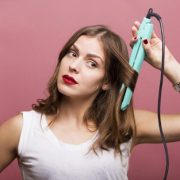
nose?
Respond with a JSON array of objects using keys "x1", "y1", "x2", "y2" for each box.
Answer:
[{"x1": 69, "y1": 59, "x2": 81, "y2": 73}]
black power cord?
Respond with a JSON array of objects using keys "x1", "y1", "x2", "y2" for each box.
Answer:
[{"x1": 147, "y1": 8, "x2": 169, "y2": 180}]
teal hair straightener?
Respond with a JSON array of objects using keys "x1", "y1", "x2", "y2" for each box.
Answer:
[{"x1": 121, "y1": 9, "x2": 154, "y2": 111}]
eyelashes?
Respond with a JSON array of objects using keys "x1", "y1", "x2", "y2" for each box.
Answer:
[{"x1": 67, "y1": 49, "x2": 78, "y2": 57}]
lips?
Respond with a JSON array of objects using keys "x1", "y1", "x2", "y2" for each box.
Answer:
[{"x1": 62, "y1": 75, "x2": 78, "y2": 85}]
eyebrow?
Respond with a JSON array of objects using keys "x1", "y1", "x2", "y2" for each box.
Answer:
[{"x1": 71, "y1": 44, "x2": 104, "y2": 64}]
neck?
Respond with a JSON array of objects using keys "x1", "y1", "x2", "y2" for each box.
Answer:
[{"x1": 56, "y1": 95, "x2": 96, "y2": 129}]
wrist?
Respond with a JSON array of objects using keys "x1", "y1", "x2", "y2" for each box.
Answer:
[{"x1": 164, "y1": 57, "x2": 180, "y2": 84}]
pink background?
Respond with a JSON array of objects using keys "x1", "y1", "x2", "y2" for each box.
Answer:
[{"x1": 0, "y1": 0, "x2": 180, "y2": 179}]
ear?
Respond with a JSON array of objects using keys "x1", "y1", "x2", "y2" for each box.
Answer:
[{"x1": 102, "y1": 83, "x2": 111, "y2": 91}]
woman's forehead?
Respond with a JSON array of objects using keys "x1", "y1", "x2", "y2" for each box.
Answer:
[{"x1": 73, "y1": 35, "x2": 105, "y2": 61}]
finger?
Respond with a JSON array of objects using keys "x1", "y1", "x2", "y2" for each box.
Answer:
[
  {"x1": 131, "y1": 21, "x2": 140, "y2": 36},
  {"x1": 131, "y1": 21, "x2": 142, "y2": 38},
  {"x1": 142, "y1": 39, "x2": 152, "y2": 58},
  {"x1": 131, "y1": 26, "x2": 138, "y2": 37},
  {"x1": 134, "y1": 21, "x2": 141, "y2": 29},
  {"x1": 129, "y1": 36, "x2": 138, "y2": 48}
]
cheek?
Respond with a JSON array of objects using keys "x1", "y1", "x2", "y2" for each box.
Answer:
[
  {"x1": 81, "y1": 71, "x2": 105, "y2": 90},
  {"x1": 57, "y1": 59, "x2": 69, "y2": 76},
  {"x1": 59, "y1": 59, "x2": 67, "y2": 71}
]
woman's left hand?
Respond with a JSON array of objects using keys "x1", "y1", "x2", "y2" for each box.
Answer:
[
  {"x1": 130, "y1": 21, "x2": 174, "y2": 69},
  {"x1": 130, "y1": 21, "x2": 180, "y2": 85}
]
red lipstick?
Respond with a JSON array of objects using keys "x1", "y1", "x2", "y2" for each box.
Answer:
[{"x1": 62, "y1": 75, "x2": 78, "y2": 85}]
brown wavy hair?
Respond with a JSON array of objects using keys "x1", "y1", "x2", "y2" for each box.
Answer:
[{"x1": 32, "y1": 25, "x2": 138, "y2": 155}]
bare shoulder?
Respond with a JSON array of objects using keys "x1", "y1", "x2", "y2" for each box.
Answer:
[
  {"x1": 0, "y1": 113, "x2": 23, "y2": 153},
  {"x1": 0, "y1": 113, "x2": 23, "y2": 135},
  {"x1": 0, "y1": 114, "x2": 23, "y2": 172}
]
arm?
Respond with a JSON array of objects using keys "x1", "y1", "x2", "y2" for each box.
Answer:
[
  {"x1": 133, "y1": 110, "x2": 180, "y2": 146},
  {"x1": 0, "y1": 114, "x2": 23, "y2": 172},
  {"x1": 130, "y1": 21, "x2": 180, "y2": 147}
]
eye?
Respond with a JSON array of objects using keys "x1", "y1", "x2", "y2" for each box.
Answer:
[
  {"x1": 87, "y1": 60, "x2": 97, "y2": 68},
  {"x1": 67, "y1": 49, "x2": 77, "y2": 57}
]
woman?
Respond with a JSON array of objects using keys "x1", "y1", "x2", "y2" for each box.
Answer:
[{"x1": 0, "y1": 21, "x2": 180, "y2": 180}]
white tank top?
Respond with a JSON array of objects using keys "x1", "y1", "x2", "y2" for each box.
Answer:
[{"x1": 17, "y1": 110, "x2": 132, "y2": 180}]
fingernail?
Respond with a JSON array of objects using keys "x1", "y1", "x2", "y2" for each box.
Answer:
[
  {"x1": 143, "y1": 39, "x2": 148, "y2": 44},
  {"x1": 134, "y1": 36, "x2": 137, "y2": 40}
]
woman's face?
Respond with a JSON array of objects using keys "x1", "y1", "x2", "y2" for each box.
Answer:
[{"x1": 57, "y1": 35, "x2": 108, "y2": 99}]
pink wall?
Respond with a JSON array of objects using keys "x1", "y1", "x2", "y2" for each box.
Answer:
[{"x1": 0, "y1": 0, "x2": 180, "y2": 179}]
